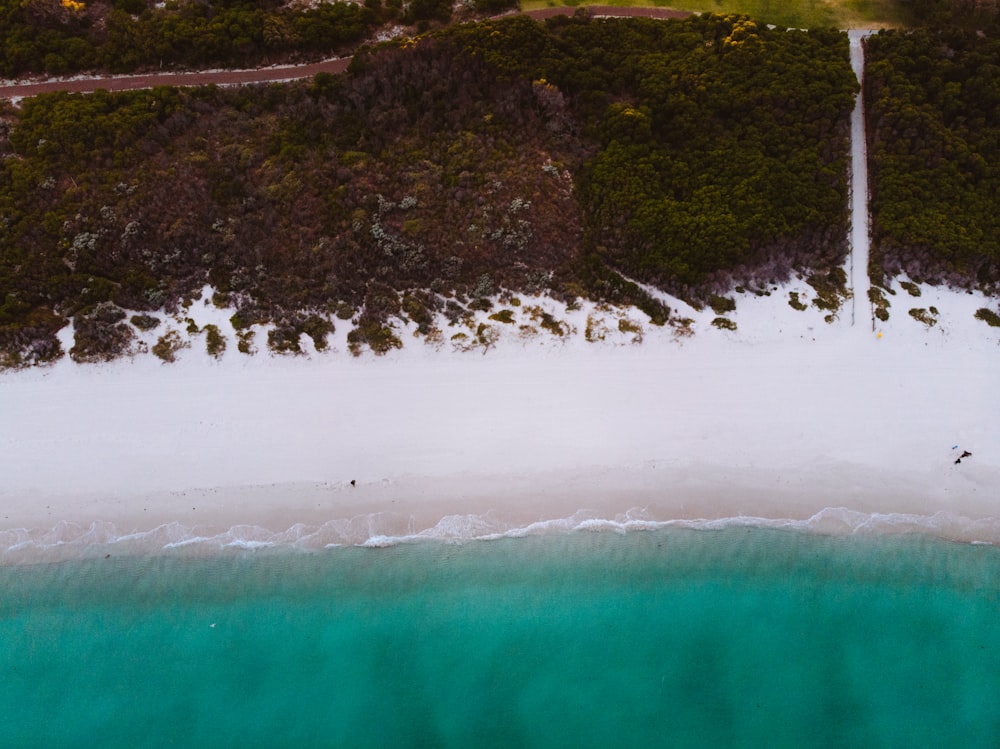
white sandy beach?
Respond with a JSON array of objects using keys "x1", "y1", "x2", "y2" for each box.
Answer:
[{"x1": 1, "y1": 271, "x2": 998, "y2": 557}]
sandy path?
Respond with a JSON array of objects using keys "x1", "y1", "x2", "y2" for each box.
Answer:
[{"x1": 848, "y1": 30, "x2": 875, "y2": 330}]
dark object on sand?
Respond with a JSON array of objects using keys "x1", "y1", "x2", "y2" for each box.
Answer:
[
  {"x1": 961, "y1": 450, "x2": 972, "y2": 459},
  {"x1": 350, "y1": 479, "x2": 356, "y2": 487}
]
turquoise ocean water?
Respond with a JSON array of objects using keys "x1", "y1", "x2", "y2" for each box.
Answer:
[{"x1": 2, "y1": 527, "x2": 999, "y2": 747}]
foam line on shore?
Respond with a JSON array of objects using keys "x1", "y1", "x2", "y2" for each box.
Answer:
[{"x1": 4, "y1": 504, "x2": 999, "y2": 565}]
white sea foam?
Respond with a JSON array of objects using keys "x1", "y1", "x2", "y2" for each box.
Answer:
[{"x1": 2, "y1": 506, "x2": 997, "y2": 565}]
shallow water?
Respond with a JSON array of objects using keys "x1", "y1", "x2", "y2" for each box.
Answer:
[{"x1": 3, "y1": 528, "x2": 999, "y2": 747}]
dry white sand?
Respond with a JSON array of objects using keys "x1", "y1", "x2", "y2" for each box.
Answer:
[{"x1": 1, "y1": 274, "x2": 998, "y2": 558}]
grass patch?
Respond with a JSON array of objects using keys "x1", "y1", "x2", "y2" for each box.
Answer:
[
  {"x1": 711, "y1": 317, "x2": 737, "y2": 331},
  {"x1": 585, "y1": 314, "x2": 609, "y2": 342},
  {"x1": 671, "y1": 317, "x2": 695, "y2": 338},
  {"x1": 899, "y1": 280, "x2": 921, "y2": 297},
  {"x1": 489, "y1": 309, "x2": 516, "y2": 324},
  {"x1": 618, "y1": 317, "x2": 644, "y2": 343},
  {"x1": 974, "y1": 308, "x2": 1000, "y2": 327}
]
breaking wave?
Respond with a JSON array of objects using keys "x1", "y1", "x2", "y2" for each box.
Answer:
[{"x1": 2, "y1": 506, "x2": 999, "y2": 564}]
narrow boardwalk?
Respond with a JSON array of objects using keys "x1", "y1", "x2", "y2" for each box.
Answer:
[{"x1": 848, "y1": 30, "x2": 874, "y2": 331}]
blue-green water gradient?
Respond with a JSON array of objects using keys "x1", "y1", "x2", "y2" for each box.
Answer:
[{"x1": 2, "y1": 528, "x2": 999, "y2": 747}]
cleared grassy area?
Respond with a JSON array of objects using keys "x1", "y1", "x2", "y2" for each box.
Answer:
[{"x1": 520, "y1": 0, "x2": 913, "y2": 29}]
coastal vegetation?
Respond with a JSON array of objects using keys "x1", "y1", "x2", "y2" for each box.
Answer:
[
  {"x1": 1, "y1": 14, "x2": 860, "y2": 364},
  {"x1": 865, "y1": 26, "x2": 1000, "y2": 293}
]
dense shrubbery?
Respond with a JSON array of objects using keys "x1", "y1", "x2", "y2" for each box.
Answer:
[
  {"x1": 444, "y1": 16, "x2": 857, "y2": 299},
  {"x1": 0, "y1": 15, "x2": 858, "y2": 363},
  {"x1": 69, "y1": 301, "x2": 135, "y2": 361},
  {"x1": 865, "y1": 29, "x2": 1000, "y2": 290}
]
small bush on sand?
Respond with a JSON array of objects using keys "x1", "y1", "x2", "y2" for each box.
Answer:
[
  {"x1": 301, "y1": 315, "x2": 334, "y2": 351},
  {"x1": 869, "y1": 287, "x2": 890, "y2": 322},
  {"x1": 709, "y1": 296, "x2": 736, "y2": 315},
  {"x1": 489, "y1": 309, "x2": 515, "y2": 324},
  {"x1": 899, "y1": 280, "x2": 921, "y2": 297},
  {"x1": 671, "y1": 317, "x2": 695, "y2": 338},
  {"x1": 402, "y1": 293, "x2": 435, "y2": 335},
  {"x1": 237, "y1": 329, "x2": 256, "y2": 355},
  {"x1": 204, "y1": 324, "x2": 226, "y2": 358},
  {"x1": 788, "y1": 292, "x2": 808, "y2": 311},
  {"x1": 808, "y1": 268, "x2": 850, "y2": 312},
  {"x1": 348, "y1": 322, "x2": 402, "y2": 356},
  {"x1": 468, "y1": 297, "x2": 493, "y2": 312},
  {"x1": 974, "y1": 308, "x2": 1000, "y2": 327},
  {"x1": 475, "y1": 322, "x2": 499, "y2": 351},
  {"x1": 585, "y1": 314, "x2": 608, "y2": 342},
  {"x1": 711, "y1": 317, "x2": 737, "y2": 331},
  {"x1": 152, "y1": 330, "x2": 188, "y2": 362},
  {"x1": 618, "y1": 318, "x2": 644, "y2": 343},
  {"x1": 908, "y1": 308, "x2": 937, "y2": 327}
]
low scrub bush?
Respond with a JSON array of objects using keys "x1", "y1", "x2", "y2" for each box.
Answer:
[
  {"x1": 268, "y1": 324, "x2": 303, "y2": 355},
  {"x1": 618, "y1": 317, "x2": 643, "y2": 343},
  {"x1": 974, "y1": 308, "x2": 1000, "y2": 327},
  {"x1": 131, "y1": 314, "x2": 160, "y2": 331},
  {"x1": 711, "y1": 317, "x2": 737, "y2": 331},
  {"x1": 152, "y1": 330, "x2": 189, "y2": 362},
  {"x1": 807, "y1": 268, "x2": 850, "y2": 313},
  {"x1": 237, "y1": 330, "x2": 256, "y2": 355},
  {"x1": 869, "y1": 287, "x2": 891, "y2": 322},
  {"x1": 70, "y1": 302, "x2": 136, "y2": 363},
  {"x1": 709, "y1": 296, "x2": 736, "y2": 315},
  {"x1": 401, "y1": 293, "x2": 436, "y2": 335},
  {"x1": 585, "y1": 314, "x2": 608, "y2": 342},
  {"x1": 301, "y1": 315, "x2": 334, "y2": 351},
  {"x1": 348, "y1": 322, "x2": 402, "y2": 355},
  {"x1": 204, "y1": 324, "x2": 226, "y2": 358},
  {"x1": 908, "y1": 308, "x2": 937, "y2": 326}
]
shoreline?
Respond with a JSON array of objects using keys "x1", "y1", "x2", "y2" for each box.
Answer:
[{"x1": 4, "y1": 467, "x2": 999, "y2": 563}]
